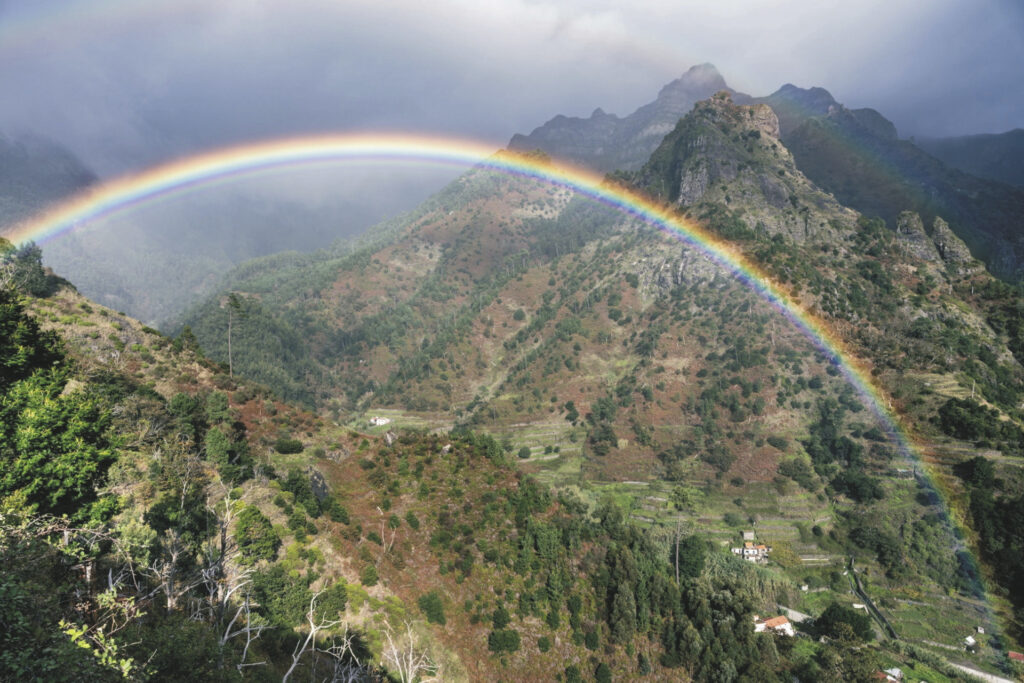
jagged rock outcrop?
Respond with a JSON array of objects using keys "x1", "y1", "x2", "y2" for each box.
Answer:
[
  {"x1": 931, "y1": 216, "x2": 975, "y2": 273},
  {"x1": 509, "y1": 72, "x2": 1024, "y2": 282},
  {"x1": 895, "y1": 212, "x2": 941, "y2": 263},
  {"x1": 638, "y1": 91, "x2": 855, "y2": 242},
  {"x1": 769, "y1": 84, "x2": 1024, "y2": 282}
]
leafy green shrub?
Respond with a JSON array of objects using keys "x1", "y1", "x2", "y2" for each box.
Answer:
[
  {"x1": 418, "y1": 591, "x2": 446, "y2": 625},
  {"x1": 491, "y1": 606, "x2": 510, "y2": 629},
  {"x1": 274, "y1": 437, "x2": 303, "y2": 454},
  {"x1": 360, "y1": 564, "x2": 378, "y2": 587},
  {"x1": 235, "y1": 505, "x2": 279, "y2": 564},
  {"x1": 404, "y1": 511, "x2": 420, "y2": 529},
  {"x1": 487, "y1": 628, "x2": 520, "y2": 653}
]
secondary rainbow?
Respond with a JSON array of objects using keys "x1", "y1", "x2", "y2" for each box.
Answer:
[{"x1": 4, "y1": 133, "x2": 902, "y2": 447}]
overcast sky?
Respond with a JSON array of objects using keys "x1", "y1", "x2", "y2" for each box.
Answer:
[{"x1": 2, "y1": 0, "x2": 1022, "y2": 179}]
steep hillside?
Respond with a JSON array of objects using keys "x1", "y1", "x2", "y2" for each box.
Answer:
[
  {"x1": 7, "y1": 88, "x2": 1024, "y2": 677},
  {"x1": 176, "y1": 93, "x2": 1024, "y2": 672},
  {"x1": 919, "y1": 129, "x2": 1024, "y2": 188},
  {"x1": 769, "y1": 86, "x2": 1024, "y2": 282},
  {"x1": 509, "y1": 73, "x2": 1024, "y2": 283},
  {"x1": 0, "y1": 279, "x2": 897, "y2": 682}
]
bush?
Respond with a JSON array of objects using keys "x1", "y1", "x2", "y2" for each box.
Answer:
[
  {"x1": 812, "y1": 602, "x2": 874, "y2": 641},
  {"x1": 360, "y1": 564, "x2": 378, "y2": 587},
  {"x1": 235, "y1": 505, "x2": 279, "y2": 564},
  {"x1": 517, "y1": 446, "x2": 531, "y2": 459},
  {"x1": 327, "y1": 500, "x2": 350, "y2": 524},
  {"x1": 274, "y1": 437, "x2": 304, "y2": 454},
  {"x1": 418, "y1": 591, "x2": 446, "y2": 625},
  {"x1": 404, "y1": 511, "x2": 420, "y2": 530},
  {"x1": 487, "y1": 628, "x2": 520, "y2": 653},
  {"x1": 491, "y1": 606, "x2": 510, "y2": 629}
]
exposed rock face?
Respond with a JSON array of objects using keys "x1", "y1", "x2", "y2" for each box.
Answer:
[
  {"x1": 769, "y1": 84, "x2": 1024, "y2": 283},
  {"x1": 754, "y1": 84, "x2": 837, "y2": 137},
  {"x1": 639, "y1": 91, "x2": 856, "y2": 242},
  {"x1": 895, "y1": 212, "x2": 941, "y2": 262},
  {"x1": 508, "y1": 64, "x2": 738, "y2": 172},
  {"x1": 931, "y1": 217, "x2": 974, "y2": 272}
]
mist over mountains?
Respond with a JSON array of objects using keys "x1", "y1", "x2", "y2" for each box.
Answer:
[
  {"x1": 4, "y1": 62, "x2": 1023, "y2": 329},
  {"x1": 4, "y1": 54, "x2": 1024, "y2": 680}
]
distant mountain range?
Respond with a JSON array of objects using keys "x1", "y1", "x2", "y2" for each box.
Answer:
[
  {"x1": 510, "y1": 66, "x2": 1024, "y2": 282},
  {"x1": 0, "y1": 133, "x2": 427, "y2": 325},
  {"x1": 509, "y1": 63, "x2": 734, "y2": 173},
  {"x1": 0, "y1": 133, "x2": 97, "y2": 224},
  {"x1": 918, "y1": 129, "x2": 1024, "y2": 187}
]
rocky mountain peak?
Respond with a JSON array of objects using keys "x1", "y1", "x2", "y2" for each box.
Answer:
[
  {"x1": 639, "y1": 93, "x2": 854, "y2": 241},
  {"x1": 655, "y1": 63, "x2": 728, "y2": 101},
  {"x1": 508, "y1": 63, "x2": 735, "y2": 172}
]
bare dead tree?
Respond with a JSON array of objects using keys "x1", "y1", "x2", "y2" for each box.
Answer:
[
  {"x1": 282, "y1": 591, "x2": 342, "y2": 683},
  {"x1": 199, "y1": 483, "x2": 241, "y2": 624},
  {"x1": 213, "y1": 588, "x2": 267, "y2": 673},
  {"x1": 0, "y1": 259, "x2": 15, "y2": 290},
  {"x1": 381, "y1": 620, "x2": 437, "y2": 683},
  {"x1": 147, "y1": 527, "x2": 204, "y2": 613}
]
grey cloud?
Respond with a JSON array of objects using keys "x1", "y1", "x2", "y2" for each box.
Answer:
[{"x1": 1, "y1": 0, "x2": 1021, "y2": 177}]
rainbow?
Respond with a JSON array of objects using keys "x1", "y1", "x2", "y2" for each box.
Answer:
[
  {"x1": 3, "y1": 133, "x2": 902, "y2": 447},
  {"x1": 5, "y1": 133, "x2": 989, "y2": 602}
]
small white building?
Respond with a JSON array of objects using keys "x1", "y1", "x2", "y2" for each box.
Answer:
[
  {"x1": 731, "y1": 541, "x2": 771, "y2": 563},
  {"x1": 883, "y1": 667, "x2": 903, "y2": 681},
  {"x1": 369, "y1": 416, "x2": 392, "y2": 426},
  {"x1": 965, "y1": 635, "x2": 977, "y2": 647},
  {"x1": 754, "y1": 615, "x2": 795, "y2": 637}
]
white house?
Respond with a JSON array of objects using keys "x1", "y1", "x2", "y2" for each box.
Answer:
[
  {"x1": 731, "y1": 541, "x2": 771, "y2": 563},
  {"x1": 369, "y1": 416, "x2": 392, "y2": 426},
  {"x1": 754, "y1": 615, "x2": 795, "y2": 637}
]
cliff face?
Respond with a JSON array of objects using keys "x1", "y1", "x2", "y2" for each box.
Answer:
[
  {"x1": 639, "y1": 91, "x2": 855, "y2": 242},
  {"x1": 510, "y1": 72, "x2": 1024, "y2": 283},
  {"x1": 767, "y1": 84, "x2": 1024, "y2": 282}
]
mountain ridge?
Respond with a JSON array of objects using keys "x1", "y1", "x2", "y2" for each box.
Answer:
[
  {"x1": 5, "y1": 84, "x2": 1024, "y2": 678},
  {"x1": 509, "y1": 70, "x2": 1024, "y2": 282}
]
